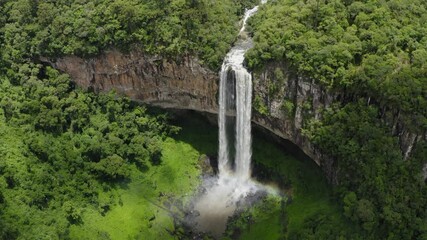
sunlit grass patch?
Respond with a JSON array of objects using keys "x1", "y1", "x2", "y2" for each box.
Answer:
[{"x1": 69, "y1": 137, "x2": 202, "y2": 239}]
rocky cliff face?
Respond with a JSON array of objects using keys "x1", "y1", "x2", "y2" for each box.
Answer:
[
  {"x1": 252, "y1": 62, "x2": 426, "y2": 183},
  {"x1": 46, "y1": 50, "x2": 424, "y2": 183},
  {"x1": 45, "y1": 49, "x2": 218, "y2": 113},
  {"x1": 46, "y1": 50, "x2": 332, "y2": 178},
  {"x1": 252, "y1": 62, "x2": 338, "y2": 183}
]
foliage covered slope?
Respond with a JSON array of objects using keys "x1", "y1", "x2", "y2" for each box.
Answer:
[
  {"x1": 1, "y1": 0, "x2": 257, "y2": 70},
  {"x1": 248, "y1": 1, "x2": 427, "y2": 239}
]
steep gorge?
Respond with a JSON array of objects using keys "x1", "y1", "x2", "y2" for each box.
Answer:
[{"x1": 43, "y1": 49, "x2": 425, "y2": 183}]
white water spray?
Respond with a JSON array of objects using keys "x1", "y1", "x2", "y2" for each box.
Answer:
[{"x1": 194, "y1": 1, "x2": 269, "y2": 237}]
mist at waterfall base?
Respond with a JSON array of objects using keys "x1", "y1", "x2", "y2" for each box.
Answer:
[{"x1": 189, "y1": 2, "x2": 276, "y2": 237}]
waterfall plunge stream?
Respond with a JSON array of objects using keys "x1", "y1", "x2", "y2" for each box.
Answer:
[
  {"x1": 193, "y1": 1, "x2": 271, "y2": 237},
  {"x1": 218, "y1": 4, "x2": 260, "y2": 180}
]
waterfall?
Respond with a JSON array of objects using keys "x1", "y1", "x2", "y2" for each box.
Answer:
[
  {"x1": 218, "y1": 4, "x2": 260, "y2": 180},
  {"x1": 193, "y1": 2, "x2": 269, "y2": 237}
]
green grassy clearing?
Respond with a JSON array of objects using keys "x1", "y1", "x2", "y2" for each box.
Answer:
[
  {"x1": 1, "y1": 109, "x2": 346, "y2": 239},
  {"x1": 170, "y1": 112, "x2": 348, "y2": 239},
  {"x1": 69, "y1": 138, "x2": 202, "y2": 239}
]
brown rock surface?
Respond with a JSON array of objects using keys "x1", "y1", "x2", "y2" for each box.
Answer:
[{"x1": 48, "y1": 49, "x2": 218, "y2": 113}]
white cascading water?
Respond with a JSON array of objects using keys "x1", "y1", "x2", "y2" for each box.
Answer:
[
  {"x1": 193, "y1": 1, "x2": 269, "y2": 237},
  {"x1": 218, "y1": 2, "x2": 263, "y2": 180}
]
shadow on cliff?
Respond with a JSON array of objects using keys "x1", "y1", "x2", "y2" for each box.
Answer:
[{"x1": 166, "y1": 110, "x2": 220, "y2": 160}]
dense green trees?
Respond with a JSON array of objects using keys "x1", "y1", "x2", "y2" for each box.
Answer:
[
  {"x1": 0, "y1": 1, "x2": 262, "y2": 238},
  {"x1": 248, "y1": 0, "x2": 427, "y2": 130},
  {"x1": 0, "y1": 65, "x2": 179, "y2": 237},
  {"x1": 303, "y1": 101, "x2": 427, "y2": 239},
  {"x1": 1, "y1": 0, "x2": 425, "y2": 238},
  {"x1": 249, "y1": 1, "x2": 427, "y2": 239},
  {"x1": 0, "y1": 0, "x2": 256, "y2": 70}
]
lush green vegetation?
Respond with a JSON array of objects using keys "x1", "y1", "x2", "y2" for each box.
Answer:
[
  {"x1": 1, "y1": 0, "x2": 426, "y2": 239},
  {"x1": 249, "y1": 1, "x2": 427, "y2": 239},
  {"x1": 0, "y1": 0, "x2": 272, "y2": 239},
  {"x1": 173, "y1": 113, "x2": 352, "y2": 239},
  {"x1": 68, "y1": 138, "x2": 202, "y2": 239},
  {"x1": 234, "y1": 129, "x2": 354, "y2": 239},
  {"x1": 0, "y1": 63, "x2": 205, "y2": 238},
  {"x1": 1, "y1": 0, "x2": 257, "y2": 70},
  {"x1": 304, "y1": 102, "x2": 427, "y2": 239},
  {"x1": 248, "y1": 0, "x2": 427, "y2": 130},
  {"x1": 0, "y1": 92, "x2": 348, "y2": 239}
]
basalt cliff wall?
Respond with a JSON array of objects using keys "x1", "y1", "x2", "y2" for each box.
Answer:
[
  {"x1": 44, "y1": 49, "x2": 424, "y2": 183},
  {"x1": 44, "y1": 49, "x2": 218, "y2": 113}
]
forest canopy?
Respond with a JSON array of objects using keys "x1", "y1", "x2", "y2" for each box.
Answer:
[
  {"x1": 248, "y1": 1, "x2": 427, "y2": 239},
  {"x1": 0, "y1": 65, "x2": 181, "y2": 238},
  {"x1": 1, "y1": 0, "x2": 256, "y2": 70},
  {"x1": 0, "y1": 0, "x2": 426, "y2": 239},
  {"x1": 248, "y1": 0, "x2": 427, "y2": 132},
  {"x1": 0, "y1": 0, "x2": 257, "y2": 238}
]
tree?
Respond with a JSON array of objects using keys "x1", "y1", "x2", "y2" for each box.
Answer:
[{"x1": 92, "y1": 154, "x2": 130, "y2": 180}]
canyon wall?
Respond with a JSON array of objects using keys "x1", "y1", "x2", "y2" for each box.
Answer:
[
  {"x1": 252, "y1": 62, "x2": 427, "y2": 183},
  {"x1": 45, "y1": 49, "x2": 424, "y2": 183},
  {"x1": 252, "y1": 63, "x2": 338, "y2": 182},
  {"x1": 44, "y1": 49, "x2": 218, "y2": 113}
]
